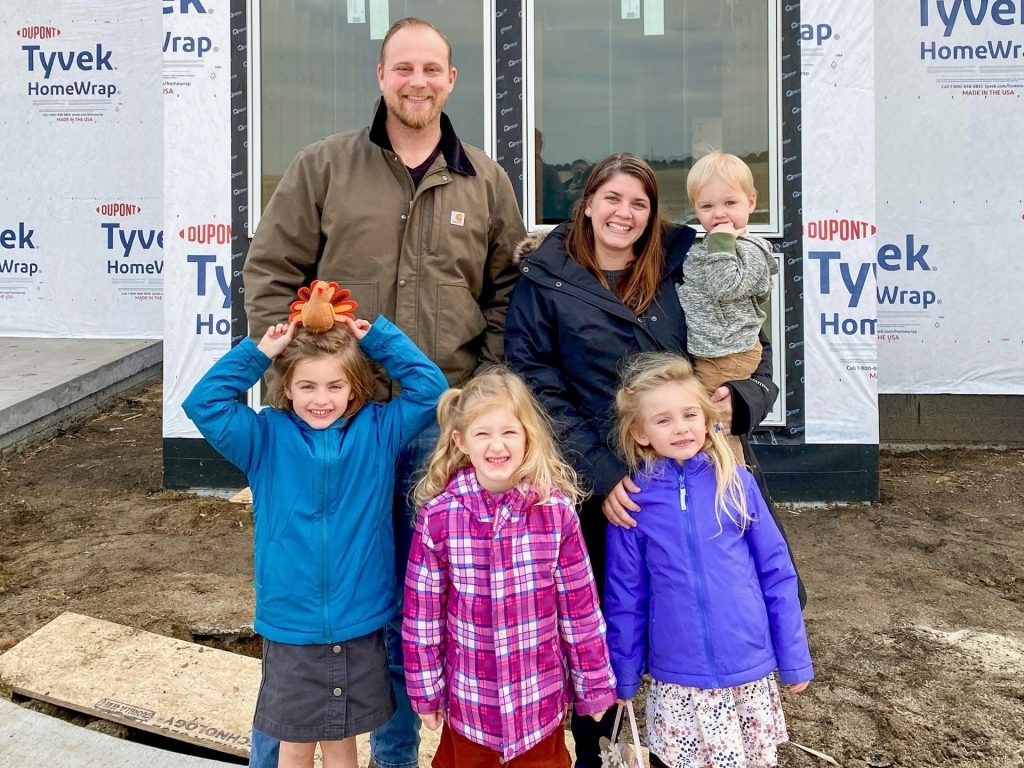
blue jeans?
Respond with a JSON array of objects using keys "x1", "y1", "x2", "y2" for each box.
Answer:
[
  {"x1": 369, "y1": 617, "x2": 420, "y2": 767},
  {"x1": 370, "y1": 422, "x2": 438, "y2": 768},
  {"x1": 248, "y1": 727, "x2": 279, "y2": 767},
  {"x1": 248, "y1": 422, "x2": 438, "y2": 768}
]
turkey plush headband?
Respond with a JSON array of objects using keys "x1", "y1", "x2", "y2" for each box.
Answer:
[{"x1": 288, "y1": 280, "x2": 359, "y2": 334}]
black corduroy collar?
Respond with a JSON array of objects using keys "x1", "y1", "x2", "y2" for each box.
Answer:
[{"x1": 368, "y1": 98, "x2": 477, "y2": 177}]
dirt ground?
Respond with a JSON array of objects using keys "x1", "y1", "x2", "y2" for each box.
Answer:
[{"x1": 1, "y1": 381, "x2": 1022, "y2": 767}]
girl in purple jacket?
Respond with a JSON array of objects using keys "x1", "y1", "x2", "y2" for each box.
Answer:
[{"x1": 606, "y1": 352, "x2": 812, "y2": 768}]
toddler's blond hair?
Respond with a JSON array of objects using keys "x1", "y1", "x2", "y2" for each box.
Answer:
[{"x1": 686, "y1": 150, "x2": 757, "y2": 208}]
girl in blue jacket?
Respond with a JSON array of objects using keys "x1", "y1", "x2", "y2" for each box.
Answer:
[
  {"x1": 183, "y1": 314, "x2": 447, "y2": 768},
  {"x1": 605, "y1": 352, "x2": 812, "y2": 768}
]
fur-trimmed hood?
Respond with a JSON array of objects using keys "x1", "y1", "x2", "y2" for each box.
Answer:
[{"x1": 512, "y1": 229, "x2": 552, "y2": 264}]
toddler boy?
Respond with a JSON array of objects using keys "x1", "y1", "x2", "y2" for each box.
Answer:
[{"x1": 677, "y1": 151, "x2": 778, "y2": 463}]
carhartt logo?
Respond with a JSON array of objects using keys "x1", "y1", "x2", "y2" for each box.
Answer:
[{"x1": 450, "y1": 211, "x2": 465, "y2": 227}]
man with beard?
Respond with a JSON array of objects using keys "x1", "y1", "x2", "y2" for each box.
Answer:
[{"x1": 242, "y1": 18, "x2": 525, "y2": 768}]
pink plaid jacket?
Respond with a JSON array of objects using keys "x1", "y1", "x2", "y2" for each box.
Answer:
[{"x1": 402, "y1": 467, "x2": 616, "y2": 760}]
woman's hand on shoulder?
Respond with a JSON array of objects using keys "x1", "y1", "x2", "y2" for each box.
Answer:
[
  {"x1": 602, "y1": 475, "x2": 641, "y2": 528},
  {"x1": 256, "y1": 321, "x2": 298, "y2": 359}
]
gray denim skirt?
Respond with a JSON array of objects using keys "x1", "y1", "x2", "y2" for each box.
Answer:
[{"x1": 253, "y1": 628, "x2": 395, "y2": 743}]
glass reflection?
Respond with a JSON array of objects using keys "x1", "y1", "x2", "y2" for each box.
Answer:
[
  {"x1": 260, "y1": 0, "x2": 484, "y2": 209},
  {"x1": 533, "y1": 0, "x2": 771, "y2": 227}
]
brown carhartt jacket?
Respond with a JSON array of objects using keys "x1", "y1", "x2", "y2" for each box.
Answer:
[{"x1": 244, "y1": 101, "x2": 525, "y2": 390}]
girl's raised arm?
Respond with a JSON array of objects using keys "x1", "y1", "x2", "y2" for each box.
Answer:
[
  {"x1": 356, "y1": 316, "x2": 448, "y2": 455},
  {"x1": 182, "y1": 333, "x2": 280, "y2": 476}
]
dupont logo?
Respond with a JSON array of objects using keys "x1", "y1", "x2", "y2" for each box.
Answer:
[
  {"x1": 179, "y1": 223, "x2": 232, "y2": 245},
  {"x1": 803, "y1": 218, "x2": 876, "y2": 242},
  {"x1": 16, "y1": 26, "x2": 61, "y2": 40},
  {"x1": 96, "y1": 202, "x2": 142, "y2": 217}
]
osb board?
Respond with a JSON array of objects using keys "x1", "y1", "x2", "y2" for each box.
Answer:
[
  {"x1": 0, "y1": 612, "x2": 258, "y2": 757},
  {"x1": 228, "y1": 487, "x2": 252, "y2": 504}
]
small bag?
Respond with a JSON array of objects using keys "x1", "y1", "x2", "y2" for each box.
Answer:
[{"x1": 598, "y1": 701, "x2": 642, "y2": 768}]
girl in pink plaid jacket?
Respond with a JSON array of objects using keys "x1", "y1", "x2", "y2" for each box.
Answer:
[{"x1": 402, "y1": 367, "x2": 617, "y2": 767}]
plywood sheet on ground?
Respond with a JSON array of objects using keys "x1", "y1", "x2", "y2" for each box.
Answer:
[
  {"x1": 0, "y1": 612, "x2": 258, "y2": 757},
  {"x1": 228, "y1": 487, "x2": 252, "y2": 504},
  {"x1": 0, "y1": 613, "x2": 570, "y2": 766}
]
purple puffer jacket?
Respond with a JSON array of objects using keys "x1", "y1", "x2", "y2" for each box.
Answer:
[{"x1": 605, "y1": 453, "x2": 812, "y2": 698}]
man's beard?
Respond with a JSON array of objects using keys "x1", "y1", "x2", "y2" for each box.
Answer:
[{"x1": 385, "y1": 91, "x2": 447, "y2": 130}]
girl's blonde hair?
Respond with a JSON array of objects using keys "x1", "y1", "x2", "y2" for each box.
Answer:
[
  {"x1": 686, "y1": 150, "x2": 757, "y2": 207},
  {"x1": 268, "y1": 326, "x2": 376, "y2": 418},
  {"x1": 414, "y1": 367, "x2": 582, "y2": 509},
  {"x1": 566, "y1": 153, "x2": 665, "y2": 314},
  {"x1": 615, "y1": 352, "x2": 751, "y2": 531}
]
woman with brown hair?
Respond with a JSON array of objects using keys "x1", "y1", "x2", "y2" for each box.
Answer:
[{"x1": 504, "y1": 153, "x2": 792, "y2": 767}]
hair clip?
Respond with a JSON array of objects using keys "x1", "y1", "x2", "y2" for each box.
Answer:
[
  {"x1": 713, "y1": 422, "x2": 723, "y2": 433},
  {"x1": 288, "y1": 280, "x2": 359, "y2": 333}
]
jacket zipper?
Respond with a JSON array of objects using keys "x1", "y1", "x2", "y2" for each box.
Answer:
[
  {"x1": 413, "y1": 167, "x2": 445, "y2": 263},
  {"x1": 490, "y1": 499, "x2": 513, "y2": 761},
  {"x1": 320, "y1": 429, "x2": 330, "y2": 640},
  {"x1": 680, "y1": 464, "x2": 718, "y2": 688}
]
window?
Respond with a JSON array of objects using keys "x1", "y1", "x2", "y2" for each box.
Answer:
[
  {"x1": 248, "y1": 1, "x2": 786, "y2": 426},
  {"x1": 250, "y1": 0, "x2": 489, "y2": 230},
  {"x1": 526, "y1": 0, "x2": 780, "y2": 234}
]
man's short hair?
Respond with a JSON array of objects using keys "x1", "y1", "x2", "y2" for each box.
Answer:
[{"x1": 379, "y1": 17, "x2": 452, "y2": 68}]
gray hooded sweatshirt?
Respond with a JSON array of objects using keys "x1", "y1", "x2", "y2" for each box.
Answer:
[{"x1": 676, "y1": 231, "x2": 778, "y2": 358}]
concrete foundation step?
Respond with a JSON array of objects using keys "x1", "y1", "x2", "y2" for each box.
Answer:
[{"x1": 0, "y1": 338, "x2": 161, "y2": 453}]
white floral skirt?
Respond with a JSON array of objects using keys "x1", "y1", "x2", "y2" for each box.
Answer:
[{"x1": 646, "y1": 674, "x2": 789, "y2": 768}]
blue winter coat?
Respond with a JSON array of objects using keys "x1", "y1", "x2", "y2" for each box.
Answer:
[
  {"x1": 504, "y1": 222, "x2": 778, "y2": 498},
  {"x1": 182, "y1": 317, "x2": 448, "y2": 645},
  {"x1": 605, "y1": 454, "x2": 813, "y2": 698}
]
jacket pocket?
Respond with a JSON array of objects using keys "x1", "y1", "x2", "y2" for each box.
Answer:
[
  {"x1": 711, "y1": 298, "x2": 730, "y2": 336},
  {"x1": 339, "y1": 282, "x2": 379, "y2": 323},
  {"x1": 446, "y1": 643, "x2": 467, "y2": 721},
  {"x1": 533, "y1": 620, "x2": 568, "y2": 704},
  {"x1": 259, "y1": 534, "x2": 318, "y2": 631},
  {"x1": 435, "y1": 283, "x2": 487, "y2": 377}
]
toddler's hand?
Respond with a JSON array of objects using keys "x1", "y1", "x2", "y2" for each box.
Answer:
[
  {"x1": 711, "y1": 386, "x2": 734, "y2": 430},
  {"x1": 589, "y1": 708, "x2": 608, "y2": 722},
  {"x1": 788, "y1": 681, "x2": 809, "y2": 693},
  {"x1": 710, "y1": 222, "x2": 749, "y2": 239},
  {"x1": 418, "y1": 712, "x2": 443, "y2": 730},
  {"x1": 256, "y1": 321, "x2": 298, "y2": 359},
  {"x1": 340, "y1": 315, "x2": 371, "y2": 340}
]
